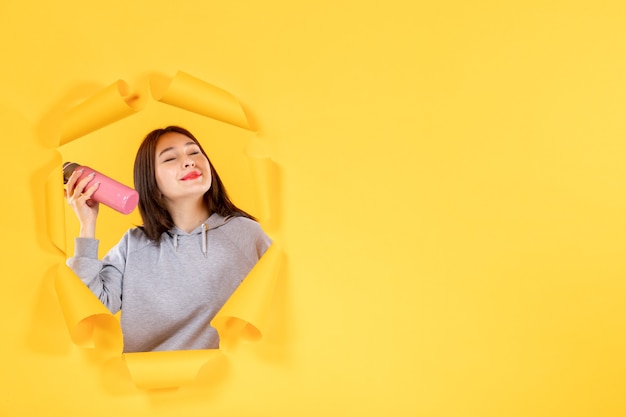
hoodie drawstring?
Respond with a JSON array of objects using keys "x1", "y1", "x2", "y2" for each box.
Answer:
[
  {"x1": 201, "y1": 223, "x2": 208, "y2": 257},
  {"x1": 171, "y1": 223, "x2": 208, "y2": 256}
]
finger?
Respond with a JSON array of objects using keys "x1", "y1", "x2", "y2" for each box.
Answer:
[
  {"x1": 65, "y1": 168, "x2": 83, "y2": 195},
  {"x1": 72, "y1": 172, "x2": 96, "y2": 199},
  {"x1": 82, "y1": 181, "x2": 100, "y2": 200}
]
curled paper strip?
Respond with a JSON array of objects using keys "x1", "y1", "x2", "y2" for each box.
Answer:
[
  {"x1": 60, "y1": 80, "x2": 144, "y2": 146},
  {"x1": 212, "y1": 243, "x2": 284, "y2": 345},
  {"x1": 54, "y1": 263, "x2": 123, "y2": 353},
  {"x1": 123, "y1": 349, "x2": 224, "y2": 390},
  {"x1": 150, "y1": 71, "x2": 251, "y2": 130},
  {"x1": 48, "y1": 71, "x2": 282, "y2": 389},
  {"x1": 44, "y1": 157, "x2": 66, "y2": 252},
  {"x1": 246, "y1": 141, "x2": 280, "y2": 232}
]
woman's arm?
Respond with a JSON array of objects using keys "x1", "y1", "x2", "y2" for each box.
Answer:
[
  {"x1": 65, "y1": 167, "x2": 128, "y2": 312},
  {"x1": 66, "y1": 233, "x2": 128, "y2": 314}
]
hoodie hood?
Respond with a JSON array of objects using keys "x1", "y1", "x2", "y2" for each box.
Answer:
[{"x1": 166, "y1": 213, "x2": 232, "y2": 257}]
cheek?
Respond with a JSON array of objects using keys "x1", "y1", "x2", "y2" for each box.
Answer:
[
  {"x1": 205, "y1": 164, "x2": 213, "y2": 187},
  {"x1": 155, "y1": 176, "x2": 164, "y2": 192},
  {"x1": 154, "y1": 167, "x2": 169, "y2": 191},
  {"x1": 202, "y1": 160, "x2": 212, "y2": 181}
]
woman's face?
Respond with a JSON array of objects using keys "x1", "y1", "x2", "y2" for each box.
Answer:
[{"x1": 154, "y1": 132, "x2": 212, "y2": 204}]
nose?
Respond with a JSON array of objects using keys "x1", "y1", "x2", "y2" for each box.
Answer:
[{"x1": 183, "y1": 158, "x2": 195, "y2": 168}]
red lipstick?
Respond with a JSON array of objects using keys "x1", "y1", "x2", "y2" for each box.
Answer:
[{"x1": 181, "y1": 171, "x2": 201, "y2": 180}]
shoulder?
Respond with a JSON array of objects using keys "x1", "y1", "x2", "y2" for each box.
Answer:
[
  {"x1": 223, "y1": 216, "x2": 264, "y2": 232},
  {"x1": 217, "y1": 215, "x2": 269, "y2": 244},
  {"x1": 220, "y1": 216, "x2": 269, "y2": 242},
  {"x1": 219, "y1": 216, "x2": 272, "y2": 258},
  {"x1": 123, "y1": 226, "x2": 157, "y2": 252}
]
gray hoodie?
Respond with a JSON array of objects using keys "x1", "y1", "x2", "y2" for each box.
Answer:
[{"x1": 66, "y1": 213, "x2": 271, "y2": 352}]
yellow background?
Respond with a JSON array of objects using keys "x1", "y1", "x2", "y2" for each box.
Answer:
[{"x1": 2, "y1": 1, "x2": 626, "y2": 416}]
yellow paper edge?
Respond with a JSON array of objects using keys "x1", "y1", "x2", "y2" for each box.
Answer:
[
  {"x1": 44, "y1": 154, "x2": 66, "y2": 252},
  {"x1": 54, "y1": 263, "x2": 123, "y2": 352},
  {"x1": 60, "y1": 80, "x2": 144, "y2": 146},
  {"x1": 150, "y1": 70, "x2": 251, "y2": 130},
  {"x1": 212, "y1": 243, "x2": 284, "y2": 344},
  {"x1": 123, "y1": 350, "x2": 223, "y2": 390}
]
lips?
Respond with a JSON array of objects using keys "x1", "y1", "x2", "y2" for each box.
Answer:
[{"x1": 181, "y1": 171, "x2": 201, "y2": 181}]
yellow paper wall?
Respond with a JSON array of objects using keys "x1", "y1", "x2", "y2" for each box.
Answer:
[{"x1": 2, "y1": 1, "x2": 626, "y2": 416}]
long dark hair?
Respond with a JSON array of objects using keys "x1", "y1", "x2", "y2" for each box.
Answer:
[{"x1": 134, "y1": 125, "x2": 256, "y2": 242}]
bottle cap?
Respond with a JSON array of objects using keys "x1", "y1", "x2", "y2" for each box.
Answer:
[{"x1": 62, "y1": 162, "x2": 80, "y2": 184}]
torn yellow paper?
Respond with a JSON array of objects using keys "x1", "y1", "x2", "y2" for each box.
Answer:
[
  {"x1": 54, "y1": 263, "x2": 123, "y2": 354},
  {"x1": 246, "y1": 145, "x2": 280, "y2": 232},
  {"x1": 123, "y1": 349, "x2": 224, "y2": 390},
  {"x1": 212, "y1": 243, "x2": 284, "y2": 344},
  {"x1": 50, "y1": 71, "x2": 282, "y2": 390},
  {"x1": 150, "y1": 71, "x2": 251, "y2": 130},
  {"x1": 45, "y1": 157, "x2": 66, "y2": 253},
  {"x1": 60, "y1": 80, "x2": 144, "y2": 146}
]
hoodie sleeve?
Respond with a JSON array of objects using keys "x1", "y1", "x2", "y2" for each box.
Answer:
[
  {"x1": 256, "y1": 225, "x2": 272, "y2": 259},
  {"x1": 222, "y1": 217, "x2": 272, "y2": 263},
  {"x1": 66, "y1": 233, "x2": 128, "y2": 314}
]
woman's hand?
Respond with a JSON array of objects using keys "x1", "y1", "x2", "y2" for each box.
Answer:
[{"x1": 65, "y1": 169, "x2": 100, "y2": 238}]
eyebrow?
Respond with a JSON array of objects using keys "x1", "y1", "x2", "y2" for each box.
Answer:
[{"x1": 157, "y1": 141, "x2": 198, "y2": 158}]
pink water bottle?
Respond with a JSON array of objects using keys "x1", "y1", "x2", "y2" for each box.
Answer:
[{"x1": 63, "y1": 162, "x2": 139, "y2": 215}]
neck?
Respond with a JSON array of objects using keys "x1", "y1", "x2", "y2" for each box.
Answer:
[{"x1": 166, "y1": 197, "x2": 211, "y2": 233}]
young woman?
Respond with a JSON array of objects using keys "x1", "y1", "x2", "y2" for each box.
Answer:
[{"x1": 66, "y1": 125, "x2": 271, "y2": 352}]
